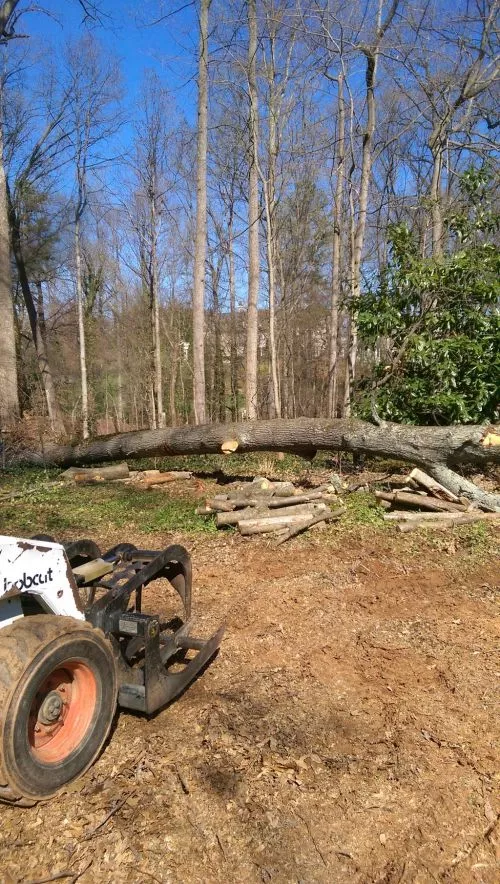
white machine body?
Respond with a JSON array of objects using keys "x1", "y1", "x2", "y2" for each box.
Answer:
[{"x1": 0, "y1": 536, "x2": 84, "y2": 627}]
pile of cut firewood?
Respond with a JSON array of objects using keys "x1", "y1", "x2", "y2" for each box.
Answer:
[
  {"x1": 376, "y1": 468, "x2": 500, "y2": 532},
  {"x1": 197, "y1": 477, "x2": 346, "y2": 544}
]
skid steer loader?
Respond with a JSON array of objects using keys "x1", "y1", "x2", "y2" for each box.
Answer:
[{"x1": 0, "y1": 534, "x2": 224, "y2": 806}]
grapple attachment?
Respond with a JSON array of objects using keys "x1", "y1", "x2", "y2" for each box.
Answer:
[{"x1": 70, "y1": 542, "x2": 224, "y2": 714}]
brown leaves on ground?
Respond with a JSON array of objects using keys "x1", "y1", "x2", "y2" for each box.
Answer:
[{"x1": 0, "y1": 527, "x2": 498, "y2": 884}]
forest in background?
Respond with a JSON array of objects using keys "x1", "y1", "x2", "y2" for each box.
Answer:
[{"x1": 0, "y1": 0, "x2": 498, "y2": 442}]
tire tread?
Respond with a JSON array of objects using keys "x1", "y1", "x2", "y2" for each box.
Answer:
[{"x1": 0, "y1": 616, "x2": 114, "y2": 805}]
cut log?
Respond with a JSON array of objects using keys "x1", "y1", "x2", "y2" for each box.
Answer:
[
  {"x1": 205, "y1": 498, "x2": 236, "y2": 512},
  {"x1": 375, "y1": 490, "x2": 469, "y2": 513},
  {"x1": 397, "y1": 512, "x2": 500, "y2": 532},
  {"x1": 267, "y1": 492, "x2": 325, "y2": 507},
  {"x1": 268, "y1": 482, "x2": 296, "y2": 496},
  {"x1": 408, "y1": 468, "x2": 460, "y2": 502},
  {"x1": 384, "y1": 510, "x2": 471, "y2": 521},
  {"x1": 12, "y1": 417, "x2": 500, "y2": 511},
  {"x1": 216, "y1": 502, "x2": 329, "y2": 527},
  {"x1": 238, "y1": 514, "x2": 319, "y2": 535},
  {"x1": 275, "y1": 507, "x2": 346, "y2": 545},
  {"x1": 60, "y1": 463, "x2": 130, "y2": 482},
  {"x1": 143, "y1": 471, "x2": 192, "y2": 487},
  {"x1": 195, "y1": 505, "x2": 215, "y2": 516}
]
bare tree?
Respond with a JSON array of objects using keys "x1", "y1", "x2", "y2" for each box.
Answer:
[
  {"x1": 245, "y1": 0, "x2": 260, "y2": 420},
  {"x1": 344, "y1": 0, "x2": 400, "y2": 414},
  {"x1": 192, "y1": 0, "x2": 210, "y2": 424},
  {"x1": 327, "y1": 72, "x2": 345, "y2": 417},
  {"x1": 4, "y1": 72, "x2": 71, "y2": 434},
  {"x1": 124, "y1": 72, "x2": 177, "y2": 429},
  {"x1": 400, "y1": 0, "x2": 500, "y2": 256},
  {"x1": 65, "y1": 36, "x2": 121, "y2": 439}
]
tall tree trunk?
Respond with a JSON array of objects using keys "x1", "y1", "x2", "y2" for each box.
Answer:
[
  {"x1": 116, "y1": 323, "x2": 124, "y2": 432},
  {"x1": 0, "y1": 104, "x2": 19, "y2": 427},
  {"x1": 228, "y1": 215, "x2": 238, "y2": 421},
  {"x1": 7, "y1": 189, "x2": 64, "y2": 434},
  {"x1": 169, "y1": 343, "x2": 178, "y2": 427},
  {"x1": 214, "y1": 311, "x2": 225, "y2": 423},
  {"x1": 347, "y1": 48, "x2": 377, "y2": 415},
  {"x1": 429, "y1": 142, "x2": 444, "y2": 258},
  {"x1": 75, "y1": 218, "x2": 89, "y2": 440},
  {"x1": 328, "y1": 73, "x2": 345, "y2": 419},
  {"x1": 246, "y1": 0, "x2": 260, "y2": 420},
  {"x1": 150, "y1": 190, "x2": 165, "y2": 428},
  {"x1": 35, "y1": 283, "x2": 65, "y2": 435},
  {"x1": 345, "y1": 0, "x2": 399, "y2": 416},
  {"x1": 263, "y1": 85, "x2": 281, "y2": 418},
  {"x1": 192, "y1": 0, "x2": 209, "y2": 425}
]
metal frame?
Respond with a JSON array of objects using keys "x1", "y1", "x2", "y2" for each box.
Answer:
[{"x1": 80, "y1": 543, "x2": 224, "y2": 714}]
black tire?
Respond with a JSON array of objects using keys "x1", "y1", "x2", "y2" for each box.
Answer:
[{"x1": 0, "y1": 615, "x2": 117, "y2": 805}]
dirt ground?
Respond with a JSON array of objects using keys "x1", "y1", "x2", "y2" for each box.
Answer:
[{"x1": 0, "y1": 517, "x2": 498, "y2": 883}]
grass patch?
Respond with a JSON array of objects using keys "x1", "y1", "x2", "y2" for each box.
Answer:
[
  {"x1": 343, "y1": 492, "x2": 386, "y2": 527},
  {"x1": 129, "y1": 451, "x2": 311, "y2": 479},
  {"x1": 0, "y1": 470, "x2": 216, "y2": 538}
]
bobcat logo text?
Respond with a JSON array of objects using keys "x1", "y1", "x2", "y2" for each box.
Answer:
[{"x1": 3, "y1": 568, "x2": 54, "y2": 592}]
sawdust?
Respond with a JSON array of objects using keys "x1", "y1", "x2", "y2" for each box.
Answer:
[{"x1": 0, "y1": 524, "x2": 498, "y2": 884}]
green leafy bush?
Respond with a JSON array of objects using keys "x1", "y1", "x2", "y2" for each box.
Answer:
[{"x1": 357, "y1": 168, "x2": 500, "y2": 424}]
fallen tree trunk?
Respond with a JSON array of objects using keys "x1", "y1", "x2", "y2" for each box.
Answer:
[{"x1": 8, "y1": 417, "x2": 500, "y2": 510}]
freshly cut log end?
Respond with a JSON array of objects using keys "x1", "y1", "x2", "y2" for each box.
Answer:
[
  {"x1": 221, "y1": 439, "x2": 239, "y2": 454},
  {"x1": 482, "y1": 432, "x2": 500, "y2": 448}
]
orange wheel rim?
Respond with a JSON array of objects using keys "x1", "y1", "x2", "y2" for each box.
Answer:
[{"x1": 29, "y1": 663, "x2": 97, "y2": 764}]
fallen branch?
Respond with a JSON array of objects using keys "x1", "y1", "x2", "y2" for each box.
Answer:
[
  {"x1": 82, "y1": 791, "x2": 134, "y2": 841},
  {"x1": 397, "y1": 512, "x2": 500, "y2": 532},
  {"x1": 384, "y1": 510, "x2": 483, "y2": 522},
  {"x1": 375, "y1": 490, "x2": 469, "y2": 513}
]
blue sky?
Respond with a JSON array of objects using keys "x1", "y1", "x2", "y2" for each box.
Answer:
[{"x1": 23, "y1": 0, "x2": 200, "y2": 123}]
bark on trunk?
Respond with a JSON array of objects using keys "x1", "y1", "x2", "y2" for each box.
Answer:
[
  {"x1": 13, "y1": 418, "x2": 500, "y2": 510},
  {"x1": 429, "y1": 143, "x2": 444, "y2": 258},
  {"x1": 75, "y1": 218, "x2": 89, "y2": 440},
  {"x1": 0, "y1": 103, "x2": 19, "y2": 427},
  {"x1": 150, "y1": 189, "x2": 165, "y2": 428},
  {"x1": 261, "y1": 36, "x2": 281, "y2": 419},
  {"x1": 35, "y1": 283, "x2": 65, "y2": 435},
  {"x1": 228, "y1": 213, "x2": 238, "y2": 421},
  {"x1": 192, "y1": 0, "x2": 209, "y2": 424},
  {"x1": 328, "y1": 73, "x2": 345, "y2": 419},
  {"x1": 245, "y1": 0, "x2": 260, "y2": 420}
]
